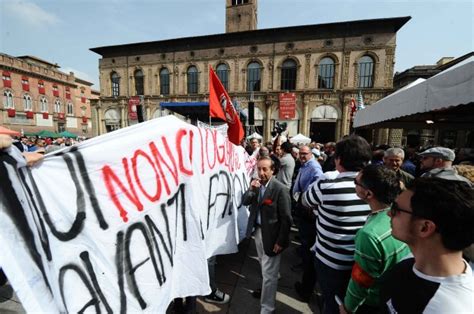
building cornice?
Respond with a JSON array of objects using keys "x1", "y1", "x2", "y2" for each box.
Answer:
[
  {"x1": 0, "y1": 63, "x2": 77, "y2": 87},
  {"x1": 91, "y1": 16, "x2": 411, "y2": 58}
]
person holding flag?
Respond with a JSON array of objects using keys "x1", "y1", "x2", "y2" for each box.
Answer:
[{"x1": 209, "y1": 66, "x2": 244, "y2": 145}]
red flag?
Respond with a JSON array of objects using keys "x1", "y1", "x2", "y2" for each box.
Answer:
[{"x1": 209, "y1": 66, "x2": 244, "y2": 145}]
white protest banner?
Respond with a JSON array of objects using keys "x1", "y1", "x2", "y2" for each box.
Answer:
[
  {"x1": 0, "y1": 116, "x2": 250, "y2": 313},
  {"x1": 196, "y1": 120, "x2": 228, "y2": 138}
]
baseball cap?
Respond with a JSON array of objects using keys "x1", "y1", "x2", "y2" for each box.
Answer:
[
  {"x1": 418, "y1": 147, "x2": 455, "y2": 161},
  {"x1": 311, "y1": 148, "x2": 321, "y2": 157}
]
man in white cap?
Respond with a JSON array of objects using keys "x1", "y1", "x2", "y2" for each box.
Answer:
[{"x1": 418, "y1": 147, "x2": 472, "y2": 187}]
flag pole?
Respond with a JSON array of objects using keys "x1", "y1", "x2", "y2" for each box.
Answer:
[{"x1": 209, "y1": 65, "x2": 212, "y2": 126}]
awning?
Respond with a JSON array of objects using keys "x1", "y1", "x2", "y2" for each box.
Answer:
[
  {"x1": 160, "y1": 101, "x2": 218, "y2": 122},
  {"x1": 353, "y1": 56, "x2": 474, "y2": 129}
]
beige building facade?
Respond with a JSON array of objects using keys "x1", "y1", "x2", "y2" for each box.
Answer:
[
  {"x1": 1, "y1": 53, "x2": 96, "y2": 137},
  {"x1": 91, "y1": 0, "x2": 410, "y2": 143}
]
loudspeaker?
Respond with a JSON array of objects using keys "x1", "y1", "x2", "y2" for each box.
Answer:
[{"x1": 248, "y1": 101, "x2": 255, "y2": 125}]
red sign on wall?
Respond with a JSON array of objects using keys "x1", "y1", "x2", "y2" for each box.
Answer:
[
  {"x1": 279, "y1": 93, "x2": 296, "y2": 119},
  {"x1": 128, "y1": 96, "x2": 140, "y2": 120}
]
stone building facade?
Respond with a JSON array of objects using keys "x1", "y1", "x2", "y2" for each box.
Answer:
[
  {"x1": 91, "y1": 0, "x2": 410, "y2": 143},
  {"x1": 0, "y1": 53, "x2": 96, "y2": 137}
]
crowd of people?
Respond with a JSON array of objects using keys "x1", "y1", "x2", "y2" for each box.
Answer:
[
  {"x1": 11, "y1": 135, "x2": 80, "y2": 154},
  {"x1": 242, "y1": 134, "x2": 473, "y2": 314},
  {"x1": 1, "y1": 124, "x2": 473, "y2": 313}
]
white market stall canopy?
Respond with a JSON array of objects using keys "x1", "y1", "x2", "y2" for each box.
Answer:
[
  {"x1": 289, "y1": 133, "x2": 311, "y2": 145},
  {"x1": 353, "y1": 56, "x2": 474, "y2": 129},
  {"x1": 246, "y1": 132, "x2": 263, "y2": 140}
]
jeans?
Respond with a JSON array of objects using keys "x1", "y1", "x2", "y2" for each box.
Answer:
[
  {"x1": 208, "y1": 256, "x2": 217, "y2": 292},
  {"x1": 314, "y1": 257, "x2": 351, "y2": 314},
  {"x1": 297, "y1": 219, "x2": 317, "y2": 295}
]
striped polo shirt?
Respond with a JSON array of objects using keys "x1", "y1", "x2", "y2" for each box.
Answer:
[{"x1": 302, "y1": 171, "x2": 371, "y2": 270}]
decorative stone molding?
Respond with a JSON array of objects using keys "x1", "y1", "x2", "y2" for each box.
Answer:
[
  {"x1": 342, "y1": 51, "x2": 351, "y2": 88},
  {"x1": 304, "y1": 53, "x2": 311, "y2": 89}
]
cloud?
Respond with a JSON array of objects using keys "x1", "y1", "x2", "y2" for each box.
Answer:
[
  {"x1": 4, "y1": 0, "x2": 61, "y2": 27},
  {"x1": 62, "y1": 67, "x2": 99, "y2": 88}
]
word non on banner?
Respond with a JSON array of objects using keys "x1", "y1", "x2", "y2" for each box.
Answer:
[{"x1": 0, "y1": 116, "x2": 250, "y2": 313}]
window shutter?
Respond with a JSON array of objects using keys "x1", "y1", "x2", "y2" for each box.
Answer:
[
  {"x1": 22, "y1": 76, "x2": 30, "y2": 91},
  {"x1": 2, "y1": 71, "x2": 12, "y2": 88},
  {"x1": 53, "y1": 85, "x2": 59, "y2": 97},
  {"x1": 38, "y1": 80, "x2": 45, "y2": 94}
]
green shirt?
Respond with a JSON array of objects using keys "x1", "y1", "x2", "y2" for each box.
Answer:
[{"x1": 344, "y1": 208, "x2": 411, "y2": 312}]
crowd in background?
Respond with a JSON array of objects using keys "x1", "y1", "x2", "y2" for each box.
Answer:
[
  {"x1": 1, "y1": 125, "x2": 473, "y2": 313},
  {"x1": 242, "y1": 132, "x2": 473, "y2": 314},
  {"x1": 11, "y1": 136, "x2": 82, "y2": 154}
]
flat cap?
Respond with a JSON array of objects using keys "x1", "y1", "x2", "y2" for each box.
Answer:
[{"x1": 418, "y1": 147, "x2": 455, "y2": 161}]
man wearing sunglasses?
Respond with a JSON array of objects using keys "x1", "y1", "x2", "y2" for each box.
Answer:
[
  {"x1": 418, "y1": 146, "x2": 472, "y2": 187},
  {"x1": 380, "y1": 177, "x2": 474, "y2": 313},
  {"x1": 339, "y1": 165, "x2": 411, "y2": 314}
]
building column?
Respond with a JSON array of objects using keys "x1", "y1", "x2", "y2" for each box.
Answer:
[
  {"x1": 388, "y1": 129, "x2": 403, "y2": 147},
  {"x1": 265, "y1": 101, "x2": 272, "y2": 141},
  {"x1": 302, "y1": 98, "x2": 309, "y2": 136},
  {"x1": 340, "y1": 96, "x2": 349, "y2": 137},
  {"x1": 375, "y1": 129, "x2": 389, "y2": 145},
  {"x1": 120, "y1": 99, "x2": 127, "y2": 128},
  {"x1": 96, "y1": 101, "x2": 103, "y2": 136}
]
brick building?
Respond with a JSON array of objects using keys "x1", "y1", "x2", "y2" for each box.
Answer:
[{"x1": 1, "y1": 54, "x2": 97, "y2": 137}]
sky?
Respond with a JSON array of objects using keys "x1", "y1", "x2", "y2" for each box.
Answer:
[{"x1": 1, "y1": 0, "x2": 472, "y2": 88}]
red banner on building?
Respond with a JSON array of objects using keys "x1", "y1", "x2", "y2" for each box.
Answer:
[
  {"x1": 279, "y1": 93, "x2": 296, "y2": 119},
  {"x1": 128, "y1": 96, "x2": 140, "y2": 120}
]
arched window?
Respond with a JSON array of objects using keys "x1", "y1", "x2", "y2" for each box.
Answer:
[
  {"x1": 134, "y1": 69, "x2": 144, "y2": 95},
  {"x1": 216, "y1": 63, "x2": 229, "y2": 90},
  {"x1": 67, "y1": 102, "x2": 74, "y2": 115},
  {"x1": 318, "y1": 57, "x2": 335, "y2": 89},
  {"x1": 23, "y1": 94, "x2": 32, "y2": 111},
  {"x1": 111, "y1": 72, "x2": 120, "y2": 97},
  {"x1": 281, "y1": 59, "x2": 297, "y2": 91},
  {"x1": 358, "y1": 55, "x2": 375, "y2": 88},
  {"x1": 232, "y1": 0, "x2": 249, "y2": 5},
  {"x1": 160, "y1": 68, "x2": 170, "y2": 95},
  {"x1": 3, "y1": 90, "x2": 14, "y2": 108},
  {"x1": 247, "y1": 62, "x2": 261, "y2": 92},
  {"x1": 54, "y1": 99, "x2": 61, "y2": 113},
  {"x1": 40, "y1": 97, "x2": 48, "y2": 112},
  {"x1": 187, "y1": 66, "x2": 198, "y2": 94}
]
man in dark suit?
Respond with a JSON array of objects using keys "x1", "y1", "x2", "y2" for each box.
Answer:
[{"x1": 243, "y1": 156, "x2": 292, "y2": 313}]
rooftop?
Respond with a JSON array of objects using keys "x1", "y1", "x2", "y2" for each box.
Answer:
[{"x1": 91, "y1": 16, "x2": 411, "y2": 57}]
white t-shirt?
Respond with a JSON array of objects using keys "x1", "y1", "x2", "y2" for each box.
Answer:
[{"x1": 382, "y1": 258, "x2": 474, "y2": 313}]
